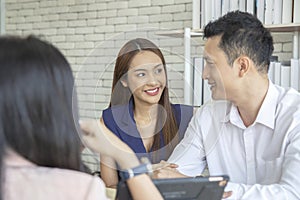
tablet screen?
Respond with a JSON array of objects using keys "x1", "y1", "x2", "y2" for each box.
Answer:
[{"x1": 116, "y1": 175, "x2": 229, "y2": 200}]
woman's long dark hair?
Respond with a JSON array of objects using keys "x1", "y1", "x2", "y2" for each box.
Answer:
[
  {"x1": 110, "y1": 38, "x2": 179, "y2": 161},
  {"x1": 0, "y1": 35, "x2": 82, "y2": 171}
]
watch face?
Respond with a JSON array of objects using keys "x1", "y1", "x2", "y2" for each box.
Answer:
[
  {"x1": 119, "y1": 162, "x2": 149, "y2": 181},
  {"x1": 140, "y1": 156, "x2": 151, "y2": 164}
]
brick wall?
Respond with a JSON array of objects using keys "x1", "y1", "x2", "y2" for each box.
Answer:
[{"x1": 5, "y1": 0, "x2": 195, "y2": 120}]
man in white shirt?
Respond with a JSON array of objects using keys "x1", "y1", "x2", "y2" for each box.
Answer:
[{"x1": 156, "y1": 11, "x2": 300, "y2": 199}]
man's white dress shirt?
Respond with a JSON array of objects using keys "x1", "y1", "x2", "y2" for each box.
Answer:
[{"x1": 168, "y1": 82, "x2": 300, "y2": 199}]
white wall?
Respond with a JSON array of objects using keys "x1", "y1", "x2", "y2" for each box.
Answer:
[{"x1": 5, "y1": 0, "x2": 196, "y2": 120}]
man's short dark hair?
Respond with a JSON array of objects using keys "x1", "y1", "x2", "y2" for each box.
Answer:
[{"x1": 204, "y1": 11, "x2": 274, "y2": 73}]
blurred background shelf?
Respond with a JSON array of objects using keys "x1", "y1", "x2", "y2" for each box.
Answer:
[
  {"x1": 156, "y1": 24, "x2": 300, "y2": 38},
  {"x1": 156, "y1": 29, "x2": 203, "y2": 38},
  {"x1": 265, "y1": 23, "x2": 300, "y2": 32}
]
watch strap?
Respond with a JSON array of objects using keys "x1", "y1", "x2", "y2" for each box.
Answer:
[{"x1": 119, "y1": 159, "x2": 152, "y2": 181}]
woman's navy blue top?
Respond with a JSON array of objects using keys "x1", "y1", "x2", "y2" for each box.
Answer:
[{"x1": 102, "y1": 99, "x2": 193, "y2": 162}]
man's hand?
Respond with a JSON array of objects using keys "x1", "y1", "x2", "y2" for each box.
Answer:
[
  {"x1": 152, "y1": 160, "x2": 178, "y2": 171},
  {"x1": 222, "y1": 191, "x2": 232, "y2": 199},
  {"x1": 152, "y1": 161, "x2": 188, "y2": 179}
]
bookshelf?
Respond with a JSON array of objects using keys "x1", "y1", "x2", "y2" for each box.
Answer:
[
  {"x1": 266, "y1": 23, "x2": 300, "y2": 32},
  {"x1": 157, "y1": 23, "x2": 300, "y2": 105},
  {"x1": 156, "y1": 24, "x2": 300, "y2": 37}
]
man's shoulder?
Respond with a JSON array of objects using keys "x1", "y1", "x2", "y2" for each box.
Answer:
[
  {"x1": 273, "y1": 86, "x2": 300, "y2": 128},
  {"x1": 276, "y1": 87, "x2": 300, "y2": 111},
  {"x1": 191, "y1": 100, "x2": 231, "y2": 124}
]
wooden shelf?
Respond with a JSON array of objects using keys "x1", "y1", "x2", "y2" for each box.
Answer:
[
  {"x1": 155, "y1": 30, "x2": 184, "y2": 38},
  {"x1": 156, "y1": 24, "x2": 300, "y2": 38},
  {"x1": 156, "y1": 29, "x2": 203, "y2": 38},
  {"x1": 265, "y1": 23, "x2": 300, "y2": 32}
]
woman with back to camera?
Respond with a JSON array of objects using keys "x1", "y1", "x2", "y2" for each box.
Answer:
[
  {"x1": 101, "y1": 38, "x2": 194, "y2": 187},
  {"x1": 0, "y1": 35, "x2": 162, "y2": 200}
]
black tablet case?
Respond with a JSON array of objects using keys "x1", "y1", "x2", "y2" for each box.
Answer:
[{"x1": 116, "y1": 175, "x2": 229, "y2": 200}]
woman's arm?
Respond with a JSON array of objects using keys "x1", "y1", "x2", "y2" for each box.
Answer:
[
  {"x1": 99, "y1": 117, "x2": 119, "y2": 187},
  {"x1": 100, "y1": 155, "x2": 118, "y2": 188},
  {"x1": 80, "y1": 119, "x2": 163, "y2": 200}
]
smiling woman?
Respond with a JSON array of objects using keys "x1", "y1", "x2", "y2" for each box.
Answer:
[
  {"x1": 123, "y1": 51, "x2": 166, "y2": 108},
  {"x1": 100, "y1": 38, "x2": 194, "y2": 188}
]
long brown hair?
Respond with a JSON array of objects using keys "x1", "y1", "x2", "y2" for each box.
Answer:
[{"x1": 110, "y1": 38, "x2": 179, "y2": 161}]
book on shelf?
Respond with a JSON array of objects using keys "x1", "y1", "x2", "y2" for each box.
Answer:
[
  {"x1": 221, "y1": 0, "x2": 230, "y2": 16},
  {"x1": 230, "y1": 0, "x2": 239, "y2": 11},
  {"x1": 264, "y1": 0, "x2": 274, "y2": 25},
  {"x1": 274, "y1": 61, "x2": 281, "y2": 85},
  {"x1": 204, "y1": 0, "x2": 213, "y2": 25},
  {"x1": 290, "y1": 59, "x2": 300, "y2": 90},
  {"x1": 194, "y1": 0, "x2": 300, "y2": 27},
  {"x1": 282, "y1": 0, "x2": 293, "y2": 24},
  {"x1": 268, "y1": 61, "x2": 275, "y2": 82},
  {"x1": 239, "y1": 0, "x2": 246, "y2": 12},
  {"x1": 246, "y1": 0, "x2": 255, "y2": 15},
  {"x1": 280, "y1": 61, "x2": 291, "y2": 88},
  {"x1": 268, "y1": 56, "x2": 278, "y2": 83},
  {"x1": 214, "y1": 0, "x2": 222, "y2": 21},
  {"x1": 273, "y1": 0, "x2": 282, "y2": 24},
  {"x1": 256, "y1": 0, "x2": 265, "y2": 23},
  {"x1": 269, "y1": 57, "x2": 299, "y2": 90},
  {"x1": 294, "y1": 0, "x2": 300, "y2": 23}
]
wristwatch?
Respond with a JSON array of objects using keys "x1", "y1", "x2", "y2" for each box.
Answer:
[{"x1": 119, "y1": 157, "x2": 152, "y2": 181}]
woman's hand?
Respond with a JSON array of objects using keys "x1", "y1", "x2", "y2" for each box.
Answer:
[
  {"x1": 79, "y1": 119, "x2": 139, "y2": 169},
  {"x1": 80, "y1": 119, "x2": 133, "y2": 156}
]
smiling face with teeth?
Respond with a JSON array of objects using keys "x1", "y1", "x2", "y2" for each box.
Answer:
[
  {"x1": 109, "y1": 38, "x2": 180, "y2": 162},
  {"x1": 121, "y1": 50, "x2": 166, "y2": 107}
]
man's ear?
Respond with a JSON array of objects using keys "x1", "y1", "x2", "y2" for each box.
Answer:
[
  {"x1": 237, "y1": 56, "x2": 250, "y2": 77},
  {"x1": 121, "y1": 79, "x2": 128, "y2": 87}
]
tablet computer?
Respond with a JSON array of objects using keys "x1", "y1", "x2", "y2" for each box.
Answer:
[{"x1": 116, "y1": 175, "x2": 229, "y2": 200}]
